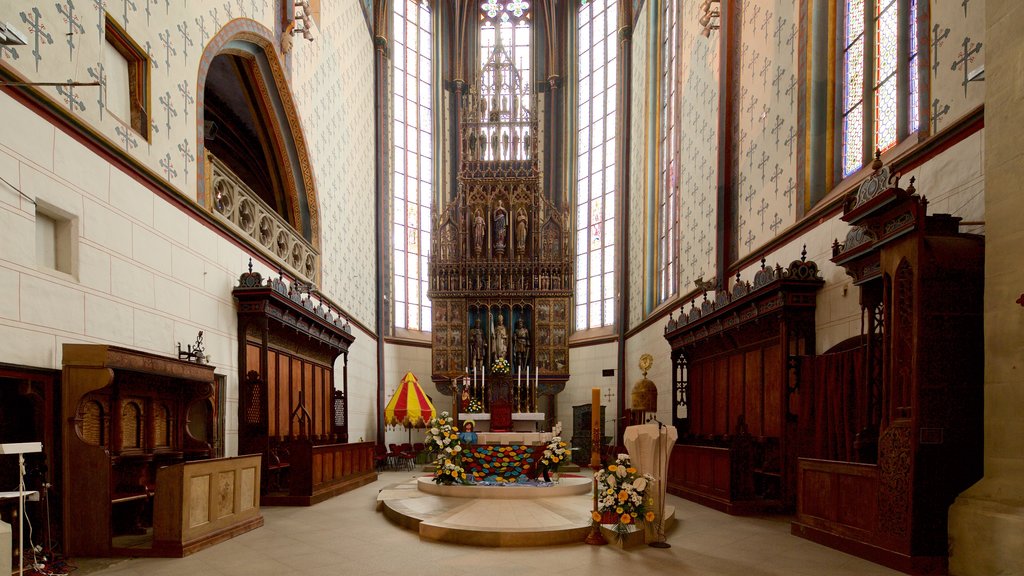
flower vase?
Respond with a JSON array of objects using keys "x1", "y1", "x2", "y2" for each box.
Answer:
[{"x1": 542, "y1": 469, "x2": 559, "y2": 483}]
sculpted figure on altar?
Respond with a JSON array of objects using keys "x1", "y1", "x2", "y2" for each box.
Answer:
[
  {"x1": 493, "y1": 313, "x2": 509, "y2": 361},
  {"x1": 494, "y1": 202, "x2": 508, "y2": 254},
  {"x1": 513, "y1": 317, "x2": 530, "y2": 368},
  {"x1": 473, "y1": 209, "x2": 485, "y2": 256},
  {"x1": 515, "y1": 208, "x2": 527, "y2": 255},
  {"x1": 469, "y1": 317, "x2": 486, "y2": 366}
]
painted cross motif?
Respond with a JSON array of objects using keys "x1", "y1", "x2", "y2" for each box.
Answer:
[
  {"x1": 773, "y1": 17, "x2": 787, "y2": 49},
  {"x1": 177, "y1": 21, "x2": 193, "y2": 63},
  {"x1": 962, "y1": 0, "x2": 972, "y2": 17},
  {"x1": 178, "y1": 80, "x2": 194, "y2": 124},
  {"x1": 20, "y1": 8, "x2": 54, "y2": 72},
  {"x1": 738, "y1": 213, "x2": 747, "y2": 235},
  {"x1": 769, "y1": 163, "x2": 784, "y2": 196},
  {"x1": 783, "y1": 177, "x2": 795, "y2": 209},
  {"x1": 757, "y1": 150, "x2": 769, "y2": 182},
  {"x1": 178, "y1": 138, "x2": 194, "y2": 182},
  {"x1": 235, "y1": 0, "x2": 246, "y2": 17},
  {"x1": 746, "y1": 93, "x2": 759, "y2": 116},
  {"x1": 91, "y1": 0, "x2": 105, "y2": 43},
  {"x1": 761, "y1": 10, "x2": 772, "y2": 41},
  {"x1": 157, "y1": 152, "x2": 178, "y2": 186},
  {"x1": 758, "y1": 58, "x2": 771, "y2": 87},
  {"x1": 748, "y1": 49, "x2": 761, "y2": 74},
  {"x1": 87, "y1": 61, "x2": 106, "y2": 119},
  {"x1": 55, "y1": 79, "x2": 86, "y2": 113},
  {"x1": 115, "y1": 124, "x2": 139, "y2": 151},
  {"x1": 250, "y1": 0, "x2": 259, "y2": 19},
  {"x1": 159, "y1": 91, "x2": 177, "y2": 136},
  {"x1": 952, "y1": 37, "x2": 983, "y2": 97},
  {"x1": 144, "y1": 40, "x2": 159, "y2": 70},
  {"x1": 145, "y1": 0, "x2": 157, "y2": 25},
  {"x1": 149, "y1": 118, "x2": 160, "y2": 141},
  {"x1": 787, "y1": 23, "x2": 796, "y2": 48},
  {"x1": 748, "y1": 4, "x2": 761, "y2": 28},
  {"x1": 784, "y1": 124, "x2": 796, "y2": 155},
  {"x1": 0, "y1": 45, "x2": 19, "y2": 62},
  {"x1": 784, "y1": 74, "x2": 797, "y2": 109},
  {"x1": 743, "y1": 185, "x2": 757, "y2": 209},
  {"x1": 759, "y1": 104, "x2": 770, "y2": 136},
  {"x1": 745, "y1": 142, "x2": 759, "y2": 174},
  {"x1": 122, "y1": 0, "x2": 137, "y2": 29},
  {"x1": 931, "y1": 98, "x2": 951, "y2": 132},
  {"x1": 164, "y1": 0, "x2": 171, "y2": 14},
  {"x1": 195, "y1": 15, "x2": 209, "y2": 44},
  {"x1": 159, "y1": 28, "x2": 177, "y2": 75},
  {"x1": 757, "y1": 198, "x2": 769, "y2": 228},
  {"x1": 931, "y1": 24, "x2": 951, "y2": 76},
  {"x1": 209, "y1": 7, "x2": 221, "y2": 29},
  {"x1": 770, "y1": 115, "x2": 785, "y2": 148},
  {"x1": 772, "y1": 66, "x2": 785, "y2": 101},
  {"x1": 744, "y1": 228, "x2": 756, "y2": 252},
  {"x1": 223, "y1": 2, "x2": 234, "y2": 20},
  {"x1": 770, "y1": 212, "x2": 784, "y2": 234},
  {"x1": 56, "y1": 0, "x2": 86, "y2": 62}
]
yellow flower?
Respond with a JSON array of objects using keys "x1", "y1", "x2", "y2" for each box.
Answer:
[
  {"x1": 592, "y1": 511, "x2": 602, "y2": 522},
  {"x1": 618, "y1": 490, "x2": 629, "y2": 502},
  {"x1": 645, "y1": 511, "x2": 656, "y2": 522},
  {"x1": 616, "y1": 507, "x2": 623, "y2": 514},
  {"x1": 627, "y1": 467, "x2": 637, "y2": 474},
  {"x1": 552, "y1": 457, "x2": 559, "y2": 463},
  {"x1": 621, "y1": 514, "x2": 632, "y2": 524},
  {"x1": 559, "y1": 442, "x2": 567, "y2": 447},
  {"x1": 608, "y1": 465, "x2": 618, "y2": 472}
]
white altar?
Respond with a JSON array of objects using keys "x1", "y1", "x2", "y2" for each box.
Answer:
[{"x1": 457, "y1": 412, "x2": 545, "y2": 432}]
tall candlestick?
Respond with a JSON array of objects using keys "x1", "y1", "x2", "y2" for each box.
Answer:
[
  {"x1": 526, "y1": 366, "x2": 530, "y2": 411},
  {"x1": 534, "y1": 365, "x2": 539, "y2": 413},
  {"x1": 590, "y1": 387, "x2": 601, "y2": 468}
]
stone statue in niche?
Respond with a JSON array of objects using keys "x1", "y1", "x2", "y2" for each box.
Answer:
[
  {"x1": 473, "y1": 209, "x2": 485, "y2": 257},
  {"x1": 513, "y1": 317, "x2": 530, "y2": 368},
  {"x1": 492, "y1": 313, "x2": 508, "y2": 361},
  {"x1": 493, "y1": 202, "x2": 507, "y2": 255},
  {"x1": 469, "y1": 317, "x2": 486, "y2": 367},
  {"x1": 515, "y1": 208, "x2": 527, "y2": 255}
]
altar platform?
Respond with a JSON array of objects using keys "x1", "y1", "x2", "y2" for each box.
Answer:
[{"x1": 378, "y1": 475, "x2": 674, "y2": 547}]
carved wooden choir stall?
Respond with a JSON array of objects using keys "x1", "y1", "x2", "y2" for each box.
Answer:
[
  {"x1": 233, "y1": 267, "x2": 376, "y2": 506},
  {"x1": 428, "y1": 36, "x2": 571, "y2": 424},
  {"x1": 663, "y1": 253, "x2": 824, "y2": 514},
  {"x1": 61, "y1": 344, "x2": 263, "y2": 557},
  {"x1": 792, "y1": 160, "x2": 984, "y2": 573}
]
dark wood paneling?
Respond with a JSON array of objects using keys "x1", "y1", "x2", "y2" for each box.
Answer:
[{"x1": 744, "y1": 348, "x2": 763, "y2": 436}]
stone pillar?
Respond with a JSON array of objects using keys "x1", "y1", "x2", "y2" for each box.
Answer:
[{"x1": 947, "y1": 1, "x2": 1024, "y2": 574}]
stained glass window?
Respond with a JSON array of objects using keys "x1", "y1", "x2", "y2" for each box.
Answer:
[
  {"x1": 480, "y1": 1, "x2": 532, "y2": 113},
  {"x1": 393, "y1": 0, "x2": 433, "y2": 331},
  {"x1": 841, "y1": 0, "x2": 921, "y2": 177},
  {"x1": 575, "y1": 0, "x2": 618, "y2": 331},
  {"x1": 657, "y1": 0, "x2": 680, "y2": 303}
]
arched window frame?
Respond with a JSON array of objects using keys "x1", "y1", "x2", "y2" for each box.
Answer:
[
  {"x1": 656, "y1": 0, "x2": 681, "y2": 304},
  {"x1": 838, "y1": 0, "x2": 922, "y2": 179},
  {"x1": 574, "y1": 0, "x2": 619, "y2": 331},
  {"x1": 392, "y1": 0, "x2": 435, "y2": 332}
]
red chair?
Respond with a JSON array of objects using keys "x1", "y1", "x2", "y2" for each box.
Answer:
[
  {"x1": 398, "y1": 443, "x2": 416, "y2": 470},
  {"x1": 387, "y1": 443, "x2": 402, "y2": 470},
  {"x1": 374, "y1": 444, "x2": 389, "y2": 471}
]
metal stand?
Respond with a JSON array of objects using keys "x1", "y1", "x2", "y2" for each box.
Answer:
[
  {"x1": 0, "y1": 443, "x2": 42, "y2": 576},
  {"x1": 584, "y1": 474, "x2": 607, "y2": 545}
]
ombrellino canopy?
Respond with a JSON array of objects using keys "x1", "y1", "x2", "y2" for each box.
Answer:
[{"x1": 384, "y1": 372, "x2": 436, "y2": 428}]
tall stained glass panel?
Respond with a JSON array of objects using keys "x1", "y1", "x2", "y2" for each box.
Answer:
[
  {"x1": 657, "y1": 0, "x2": 680, "y2": 302},
  {"x1": 480, "y1": 1, "x2": 532, "y2": 113},
  {"x1": 393, "y1": 0, "x2": 433, "y2": 331},
  {"x1": 841, "y1": 0, "x2": 921, "y2": 177},
  {"x1": 575, "y1": 0, "x2": 619, "y2": 330}
]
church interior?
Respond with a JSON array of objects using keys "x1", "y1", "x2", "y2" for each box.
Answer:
[{"x1": 0, "y1": 0, "x2": 1021, "y2": 574}]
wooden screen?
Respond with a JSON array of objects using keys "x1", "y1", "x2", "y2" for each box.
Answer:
[{"x1": 246, "y1": 343, "x2": 334, "y2": 440}]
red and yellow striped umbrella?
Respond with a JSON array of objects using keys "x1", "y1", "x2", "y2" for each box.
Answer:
[{"x1": 384, "y1": 372, "x2": 437, "y2": 428}]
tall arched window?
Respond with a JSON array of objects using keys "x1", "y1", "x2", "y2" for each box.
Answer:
[
  {"x1": 575, "y1": 0, "x2": 618, "y2": 330},
  {"x1": 657, "y1": 0, "x2": 680, "y2": 303},
  {"x1": 840, "y1": 0, "x2": 920, "y2": 177},
  {"x1": 393, "y1": 0, "x2": 433, "y2": 331}
]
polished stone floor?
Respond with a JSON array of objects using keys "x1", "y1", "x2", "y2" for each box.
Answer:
[{"x1": 74, "y1": 470, "x2": 902, "y2": 576}]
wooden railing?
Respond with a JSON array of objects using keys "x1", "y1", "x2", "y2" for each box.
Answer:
[{"x1": 268, "y1": 441, "x2": 376, "y2": 506}]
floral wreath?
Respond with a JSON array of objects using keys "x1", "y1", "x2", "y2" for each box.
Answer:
[{"x1": 465, "y1": 398, "x2": 484, "y2": 413}]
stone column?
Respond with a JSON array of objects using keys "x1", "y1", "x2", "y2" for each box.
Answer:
[{"x1": 947, "y1": 1, "x2": 1024, "y2": 574}]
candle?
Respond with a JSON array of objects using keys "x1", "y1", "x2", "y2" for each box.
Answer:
[{"x1": 590, "y1": 387, "x2": 601, "y2": 468}]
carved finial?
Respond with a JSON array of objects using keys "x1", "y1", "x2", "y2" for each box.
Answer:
[
  {"x1": 832, "y1": 238, "x2": 841, "y2": 256},
  {"x1": 735, "y1": 270, "x2": 742, "y2": 285},
  {"x1": 907, "y1": 176, "x2": 916, "y2": 194},
  {"x1": 760, "y1": 257, "x2": 767, "y2": 270},
  {"x1": 871, "y1": 148, "x2": 883, "y2": 170},
  {"x1": 248, "y1": 258, "x2": 253, "y2": 274},
  {"x1": 801, "y1": 244, "x2": 807, "y2": 262}
]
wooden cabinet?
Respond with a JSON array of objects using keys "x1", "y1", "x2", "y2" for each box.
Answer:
[
  {"x1": 233, "y1": 268, "x2": 376, "y2": 506},
  {"x1": 60, "y1": 344, "x2": 227, "y2": 557},
  {"x1": 792, "y1": 161, "x2": 984, "y2": 574},
  {"x1": 664, "y1": 254, "x2": 823, "y2": 513}
]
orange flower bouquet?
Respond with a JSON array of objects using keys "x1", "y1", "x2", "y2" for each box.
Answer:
[{"x1": 593, "y1": 453, "x2": 656, "y2": 539}]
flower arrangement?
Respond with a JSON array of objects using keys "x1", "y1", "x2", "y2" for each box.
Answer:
[
  {"x1": 537, "y1": 422, "x2": 572, "y2": 482},
  {"x1": 424, "y1": 411, "x2": 467, "y2": 485},
  {"x1": 465, "y1": 398, "x2": 483, "y2": 413},
  {"x1": 592, "y1": 453, "x2": 656, "y2": 539},
  {"x1": 491, "y1": 357, "x2": 511, "y2": 375}
]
